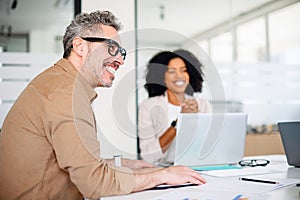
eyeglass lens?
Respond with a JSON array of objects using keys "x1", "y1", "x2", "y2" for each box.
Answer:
[
  {"x1": 107, "y1": 39, "x2": 126, "y2": 60},
  {"x1": 80, "y1": 37, "x2": 126, "y2": 60},
  {"x1": 239, "y1": 159, "x2": 270, "y2": 167}
]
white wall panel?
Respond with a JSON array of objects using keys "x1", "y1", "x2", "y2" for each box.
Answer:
[{"x1": 0, "y1": 52, "x2": 60, "y2": 127}]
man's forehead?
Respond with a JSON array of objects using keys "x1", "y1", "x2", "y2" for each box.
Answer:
[{"x1": 99, "y1": 24, "x2": 121, "y2": 42}]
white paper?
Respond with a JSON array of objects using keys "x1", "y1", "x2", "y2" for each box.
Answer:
[
  {"x1": 200, "y1": 166, "x2": 286, "y2": 177},
  {"x1": 154, "y1": 190, "x2": 269, "y2": 200},
  {"x1": 198, "y1": 178, "x2": 300, "y2": 194}
]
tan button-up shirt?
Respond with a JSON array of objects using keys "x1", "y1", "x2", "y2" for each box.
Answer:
[{"x1": 0, "y1": 59, "x2": 134, "y2": 200}]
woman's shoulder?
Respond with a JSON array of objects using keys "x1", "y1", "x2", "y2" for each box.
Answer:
[
  {"x1": 194, "y1": 96, "x2": 212, "y2": 113},
  {"x1": 186, "y1": 94, "x2": 212, "y2": 112},
  {"x1": 139, "y1": 95, "x2": 166, "y2": 107},
  {"x1": 195, "y1": 97, "x2": 210, "y2": 103},
  {"x1": 188, "y1": 94, "x2": 209, "y2": 101}
]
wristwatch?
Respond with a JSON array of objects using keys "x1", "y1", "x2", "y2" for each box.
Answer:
[
  {"x1": 113, "y1": 155, "x2": 122, "y2": 167},
  {"x1": 171, "y1": 120, "x2": 177, "y2": 128}
]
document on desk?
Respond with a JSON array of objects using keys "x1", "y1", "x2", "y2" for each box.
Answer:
[
  {"x1": 154, "y1": 190, "x2": 269, "y2": 200},
  {"x1": 199, "y1": 166, "x2": 286, "y2": 177},
  {"x1": 199, "y1": 178, "x2": 300, "y2": 194}
]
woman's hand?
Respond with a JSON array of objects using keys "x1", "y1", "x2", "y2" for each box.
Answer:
[{"x1": 181, "y1": 98, "x2": 199, "y2": 113}]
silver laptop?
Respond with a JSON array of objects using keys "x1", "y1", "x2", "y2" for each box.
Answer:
[
  {"x1": 278, "y1": 121, "x2": 300, "y2": 167},
  {"x1": 174, "y1": 113, "x2": 247, "y2": 167}
]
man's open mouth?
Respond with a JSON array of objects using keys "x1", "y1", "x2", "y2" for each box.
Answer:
[{"x1": 105, "y1": 66, "x2": 116, "y2": 75}]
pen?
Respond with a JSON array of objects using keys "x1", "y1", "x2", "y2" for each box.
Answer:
[
  {"x1": 239, "y1": 177, "x2": 279, "y2": 184},
  {"x1": 232, "y1": 194, "x2": 242, "y2": 200}
]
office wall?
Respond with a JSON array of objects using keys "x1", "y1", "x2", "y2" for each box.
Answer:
[
  {"x1": 82, "y1": 0, "x2": 137, "y2": 159},
  {"x1": 30, "y1": 25, "x2": 66, "y2": 54}
]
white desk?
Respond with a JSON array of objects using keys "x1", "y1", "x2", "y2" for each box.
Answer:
[{"x1": 101, "y1": 155, "x2": 300, "y2": 200}]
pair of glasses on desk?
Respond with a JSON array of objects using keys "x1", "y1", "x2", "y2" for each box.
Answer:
[{"x1": 239, "y1": 159, "x2": 270, "y2": 167}]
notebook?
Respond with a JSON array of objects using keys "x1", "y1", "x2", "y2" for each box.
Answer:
[
  {"x1": 174, "y1": 113, "x2": 247, "y2": 167},
  {"x1": 278, "y1": 121, "x2": 300, "y2": 167}
]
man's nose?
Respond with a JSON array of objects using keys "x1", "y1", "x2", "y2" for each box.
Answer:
[{"x1": 115, "y1": 53, "x2": 124, "y2": 65}]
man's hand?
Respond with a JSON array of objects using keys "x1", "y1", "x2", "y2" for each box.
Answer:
[
  {"x1": 132, "y1": 165, "x2": 206, "y2": 192},
  {"x1": 161, "y1": 165, "x2": 206, "y2": 185},
  {"x1": 181, "y1": 98, "x2": 199, "y2": 113}
]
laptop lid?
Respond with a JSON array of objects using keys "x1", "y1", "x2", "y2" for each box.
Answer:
[
  {"x1": 278, "y1": 121, "x2": 300, "y2": 167},
  {"x1": 174, "y1": 113, "x2": 247, "y2": 167}
]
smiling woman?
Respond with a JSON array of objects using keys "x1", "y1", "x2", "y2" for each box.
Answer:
[{"x1": 138, "y1": 49, "x2": 212, "y2": 164}]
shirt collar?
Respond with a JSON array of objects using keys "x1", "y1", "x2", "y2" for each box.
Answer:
[{"x1": 56, "y1": 58, "x2": 98, "y2": 103}]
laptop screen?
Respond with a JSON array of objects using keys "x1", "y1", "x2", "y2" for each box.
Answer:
[
  {"x1": 174, "y1": 113, "x2": 247, "y2": 167},
  {"x1": 278, "y1": 121, "x2": 300, "y2": 167}
]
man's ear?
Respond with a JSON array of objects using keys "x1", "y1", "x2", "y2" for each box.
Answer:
[{"x1": 72, "y1": 37, "x2": 85, "y2": 56}]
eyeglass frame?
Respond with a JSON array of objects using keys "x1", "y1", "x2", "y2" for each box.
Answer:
[
  {"x1": 238, "y1": 159, "x2": 270, "y2": 167},
  {"x1": 80, "y1": 37, "x2": 126, "y2": 60}
]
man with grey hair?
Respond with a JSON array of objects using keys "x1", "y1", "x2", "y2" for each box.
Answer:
[{"x1": 0, "y1": 10, "x2": 206, "y2": 199}]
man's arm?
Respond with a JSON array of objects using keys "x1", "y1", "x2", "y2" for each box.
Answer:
[
  {"x1": 105, "y1": 158, "x2": 155, "y2": 169},
  {"x1": 105, "y1": 158, "x2": 205, "y2": 192}
]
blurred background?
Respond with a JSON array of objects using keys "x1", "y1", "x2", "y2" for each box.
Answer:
[{"x1": 1, "y1": 0, "x2": 299, "y2": 157}]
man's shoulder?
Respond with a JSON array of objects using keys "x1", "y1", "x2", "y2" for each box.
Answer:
[{"x1": 29, "y1": 63, "x2": 75, "y2": 97}]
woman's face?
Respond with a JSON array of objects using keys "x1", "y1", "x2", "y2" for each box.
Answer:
[{"x1": 165, "y1": 57, "x2": 190, "y2": 95}]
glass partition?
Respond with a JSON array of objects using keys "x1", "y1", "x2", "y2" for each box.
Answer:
[{"x1": 137, "y1": 0, "x2": 300, "y2": 130}]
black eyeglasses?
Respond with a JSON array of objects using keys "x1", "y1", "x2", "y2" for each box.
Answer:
[
  {"x1": 239, "y1": 159, "x2": 270, "y2": 167},
  {"x1": 81, "y1": 37, "x2": 126, "y2": 60}
]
